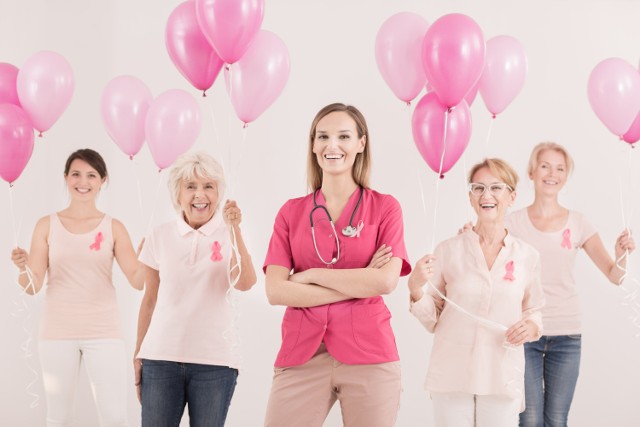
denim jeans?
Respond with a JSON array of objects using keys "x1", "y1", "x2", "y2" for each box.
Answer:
[
  {"x1": 141, "y1": 360, "x2": 238, "y2": 427},
  {"x1": 519, "y1": 335, "x2": 581, "y2": 427}
]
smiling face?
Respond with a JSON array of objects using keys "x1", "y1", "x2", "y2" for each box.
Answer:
[
  {"x1": 529, "y1": 149, "x2": 568, "y2": 197},
  {"x1": 312, "y1": 111, "x2": 366, "y2": 180},
  {"x1": 469, "y1": 166, "x2": 516, "y2": 223},
  {"x1": 178, "y1": 174, "x2": 218, "y2": 229},
  {"x1": 64, "y1": 159, "x2": 106, "y2": 201}
]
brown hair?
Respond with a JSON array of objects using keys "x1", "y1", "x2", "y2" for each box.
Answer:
[
  {"x1": 64, "y1": 148, "x2": 108, "y2": 180},
  {"x1": 306, "y1": 103, "x2": 371, "y2": 191}
]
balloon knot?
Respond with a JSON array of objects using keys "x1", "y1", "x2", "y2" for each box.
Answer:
[
  {"x1": 225, "y1": 64, "x2": 230, "y2": 71},
  {"x1": 447, "y1": 107, "x2": 454, "y2": 114},
  {"x1": 9, "y1": 182, "x2": 15, "y2": 188},
  {"x1": 38, "y1": 132, "x2": 43, "y2": 138},
  {"x1": 405, "y1": 101, "x2": 411, "y2": 108},
  {"x1": 243, "y1": 123, "x2": 249, "y2": 129},
  {"x1": 129, "y1": 155, "x2": 134, "y2": 160},
  {"x1": 202, "y1": 91, "x2": 207, "y2": 98},
  {"x1": 439, "y1": 174, "x2": 445, "y2": 179},
  {"x1": 492, "y1": 113, "x2": 497, "y2": 119}
]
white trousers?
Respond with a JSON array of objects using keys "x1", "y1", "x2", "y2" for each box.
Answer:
[
  {"x1": 431, "y1": 392, "x2": 520, "y2": 427},
  {"x1": 38, "y1": 339, "x2": 128, "y2": 427}
]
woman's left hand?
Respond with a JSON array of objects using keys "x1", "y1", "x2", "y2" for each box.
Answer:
[
  {"x1": 505, "y1": 319, "x2": 537, "y2": 346},
  {"x1": 615, "y1": 229, "x2": 635, "y2": 259},
  {"x1": 223, "y1": 200, "x2": 242, "y2": 226}
]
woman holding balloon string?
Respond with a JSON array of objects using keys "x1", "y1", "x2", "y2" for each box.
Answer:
[
  {"x1": 409, "y1": 158, "x2": 544, "y2": 427},
  {"x1": 263, "y1": 103, "x2": 411, "y2": 426},
  {"x1": 504, "y1": 142, "x2": 635, "y2": 427},
  {"x1": 10, "y1": 148, "x2": 144, "y2": 427}
]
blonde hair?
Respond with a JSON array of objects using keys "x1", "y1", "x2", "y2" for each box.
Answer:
[
  {"x1": 527, "y1": 142, "x2": 574, "y2": 176},
  {"x1": 468, "y1": 158, "x2": 519, "y2": 190},
  {"x1": 167, "y1": 152, "x2": 225, "y2": 213},
  {"x1": 306, "y1": 103, "x2": 371, "y2": 192}
]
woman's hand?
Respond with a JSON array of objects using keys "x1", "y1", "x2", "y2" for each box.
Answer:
[
  {"x1": 408, "y1": 254, "x2": 436, "y2": 302},
  {"x1": 457, "y1": 221, "x2": 473, "y2": 235},
  {"x1": 134, "y1": 357, "x2": 142, "y2": 403},
  {"x1": 505, "y1": 319, "x2": 538, "y2": 346},
  {"x1": 367, "y1": 244, "x2": 392, "y2": 269},
  {"x1": 223, "y1": 200, "x2": 242, "y2": 226},
  {"x1": 11, "y1": 247, "x2": 28, "y2": 270},
  {"x1": 615, "y1": 229, "x2": 635, "y2": 259}
]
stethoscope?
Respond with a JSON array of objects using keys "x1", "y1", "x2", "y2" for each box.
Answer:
[{"x1": 310, "y1": 186, "x2": 364, "y2": 265}]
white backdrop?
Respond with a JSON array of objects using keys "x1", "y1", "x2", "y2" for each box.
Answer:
[{"x1": 1, "y1": 0, "x2": 640, "y2": 426}]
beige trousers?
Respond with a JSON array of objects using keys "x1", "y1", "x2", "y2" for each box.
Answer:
[{"x1": 264, "y1": 344, "x2": 402, "y2": 427}]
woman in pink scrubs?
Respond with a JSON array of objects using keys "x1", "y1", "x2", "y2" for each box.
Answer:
[
  {"x1": 263, "y1": 103, "x2": 411, "y2": 427},
  {"x1": 409, "y1": 158, "x2": 545, "y2": 427}
]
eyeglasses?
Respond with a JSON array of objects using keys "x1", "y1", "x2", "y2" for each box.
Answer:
[{"x1": 468, "y1": 182, "x2": 513, "y2": 197}]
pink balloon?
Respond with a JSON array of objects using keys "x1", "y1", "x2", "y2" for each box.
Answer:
[
  {"x1": 145, "y1": 89, "x2": 201, "y2": 170},
  {"x1": 412, "y1": 93, "x2": 471, "y2": 178},
  {"x1": 464, "y1": 80, "x2": 480, "y2": 106},
  {"x1": 588, "y1": 58, "x2": 640, "y2": 136},
  {"x1": 100, "y1": 75, "x2": 153, "y2": 159},
  {"x1": 479, "y1": 35, "x2": 527, "y2": 117},
  {"x1": 0, "y1": 63, "x2": 21, "y2": 107},
  {"x1": 195, "y1": 0, "x2": 264, "y2": 64},
  {"x1": 166, "y1": 1, "x2": 224, "y2": 94},
  {"x1": 17, "y1": 51, "x2": 74, "y2": 135},
  {"x1": 224, "y1": 30, "x2": 290, "y2": 125},
  {"x1": 0, "y1": 104, "x2": 34, "y2": 184},
  {"x1": 623, "y1": 110, "x2": 640, "y2": 145},
  {"x1": 375, "y1": 12, "x2": 429, "y2": 104},
  {"x1": 422, "y1": 13, "x2": 485, "y2": 108}
]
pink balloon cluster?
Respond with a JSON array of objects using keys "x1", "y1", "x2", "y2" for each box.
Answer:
[
  {"x1": 587, "y1": 57, "x2": 640, "y2": 144},
  {"x1": 101, "y1": 76, "x2": 201, "y2": 170},
  {"x1": 0, "y1": 50, "x2": 74, "y2": 184},
  {"x1": 165, "y1": 0, "x2": 290, "y2": 125},
  {"x1": 376, "y1": 12, "x2": 530, "y2": 177}
]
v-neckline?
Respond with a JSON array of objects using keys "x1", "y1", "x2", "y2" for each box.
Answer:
[{"x1": 314, "y1": 187, "x2": 361, "y2": 227}]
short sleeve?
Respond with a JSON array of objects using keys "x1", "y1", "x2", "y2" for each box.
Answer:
[
  {"x1": 138, "y1": 227, "x2": 159, "y2": 270},
  {"x1": 575, "y1": 212, "x2": 597, "y2": 247},
  {"x1": 377, "y1": 195, "x2": 412, "y2": 276},
  {"x1": 263, "y1": 201, "x2": 294, "y2": 273}
]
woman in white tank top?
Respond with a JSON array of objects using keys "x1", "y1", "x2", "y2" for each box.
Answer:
[{"x1": 10, "y1": 148, "x2": 144, "y2": 427}]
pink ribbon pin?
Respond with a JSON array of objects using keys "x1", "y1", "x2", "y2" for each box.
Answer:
[
  {"x1": 503, "y1": 260, "x2": 515, "y2": 281},
  {"x1": 348, "y1": 220, "x2": 365, "y2": 238},
  {"x1": 89, "y1": 232, "x2": 103, "y2": 251},
  {"x1": 211, "y1": 241, "x2": 222, "y2": 262},
  {"x1": 561, "y1": 228, "x2": 572, "y2": 249}
]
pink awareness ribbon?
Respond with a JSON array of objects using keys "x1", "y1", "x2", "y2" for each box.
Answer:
[
  {"x1": 503, "y1": 260, "x2": 515, "y2": 281},
  {"x1": 211, "y1": 241, "x2": 222, "y2": 262},
  {"x1": 561, "y1": 228, "x2": 572, "y2": 249},
  {"x1": 349, "y1": 220, "x2": 365, "y2": 238},
  {"x1": 89, "y1": 232, "x2": 103, "y2": 251}
]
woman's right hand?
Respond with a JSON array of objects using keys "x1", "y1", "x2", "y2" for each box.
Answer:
[
  {"x1": 11, "y1": 247, "x2": 28, "y2": 270},
  {"x1": 367, "y1": 244, "x2": 392, "y2": 269},
  {"x1": 408, "y1": 254, "x2": 436, "y2": 302},
  {"x1": 134, "y1": 357, "x2": 142, "y2": 403}
]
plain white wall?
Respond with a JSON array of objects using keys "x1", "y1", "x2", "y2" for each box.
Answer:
[{"x1": 1, "y1": 0, "x2": 639, "y2": 425}]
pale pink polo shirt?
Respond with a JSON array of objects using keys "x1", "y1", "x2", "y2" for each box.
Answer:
[
  {"x1": 138, "y1": 213, "x2": 239, "y2": 368},
  {"x1": 410, "y1": 230, "x2": 544, "y2": 404},
  {"x1": 42, "y1": 214, "x2": 120, "y2": 340},
  {"x1": 505, "y1": 209, "x2": 596, "y2": 335},
  {"x1": 264, "y1": 188, "x2": 411, "y2": 367}
]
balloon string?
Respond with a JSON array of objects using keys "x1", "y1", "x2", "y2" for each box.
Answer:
[
  {"x1": 461, "y1": 147, "x2": 472, "y2": 224},
  {"x1": 483, "y1": 116, "x2": 495, "y2": 158},
  {"x1": 10, "y1": 288, "x2": 40, "y2": 408},
  {"x1": 131, "y1": 157, "x2": 145, "y2": 225},
  {"x1": 145, "y1": 170, "x2": 164, "y2": 236},
  {"x1": 430, "y1": 109, "x2": 449, "y2": 253},
  {"x1": 9, "y1": 184, "x2": 19, "y2": 248}
]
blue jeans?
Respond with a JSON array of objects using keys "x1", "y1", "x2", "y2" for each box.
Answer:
[
  {"x1": 141, "y1": 359, "x2": 238, "y2": 427},
  {"x1": 519, "y1": 335, "x2": 581, "y2": 427}
]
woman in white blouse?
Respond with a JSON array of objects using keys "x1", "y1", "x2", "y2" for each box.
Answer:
[{"x1": 408, "y1": 158, "x2": 545, "y2": 427}]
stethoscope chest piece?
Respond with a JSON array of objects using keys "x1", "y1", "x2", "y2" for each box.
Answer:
[{"x1": 342, "y1": 225, "x2": 357, "y2": 237}]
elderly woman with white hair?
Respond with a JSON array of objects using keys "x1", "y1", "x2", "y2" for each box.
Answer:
[{"x1": 134, "y1": 151, "x2": 256, "y2": 427}]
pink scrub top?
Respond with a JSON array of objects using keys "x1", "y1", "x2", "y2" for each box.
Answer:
[{"x1": 264, "y1": 188, "x2": 411, "y2": 367}]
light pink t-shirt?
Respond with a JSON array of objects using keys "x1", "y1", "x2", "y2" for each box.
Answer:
[
  {"x1": 410, "y1": 231, "x2": 544, "y2": 405},
  {"x1": 505, "y1": 209, "x2": 597, "y2": 335},
  {"x1": 138, "y1": 213, "x2": 238, "y2": 368},
  {"x1": 42, "y1": 214, "x2": 120, "y2": 340},
  {"x1": 264, "y1": 188, "x2": 411, "y2": 367}
]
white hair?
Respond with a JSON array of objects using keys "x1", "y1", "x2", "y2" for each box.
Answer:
[{"x1": 167, "y1": 151, "x2": 226, "y2": 213}]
